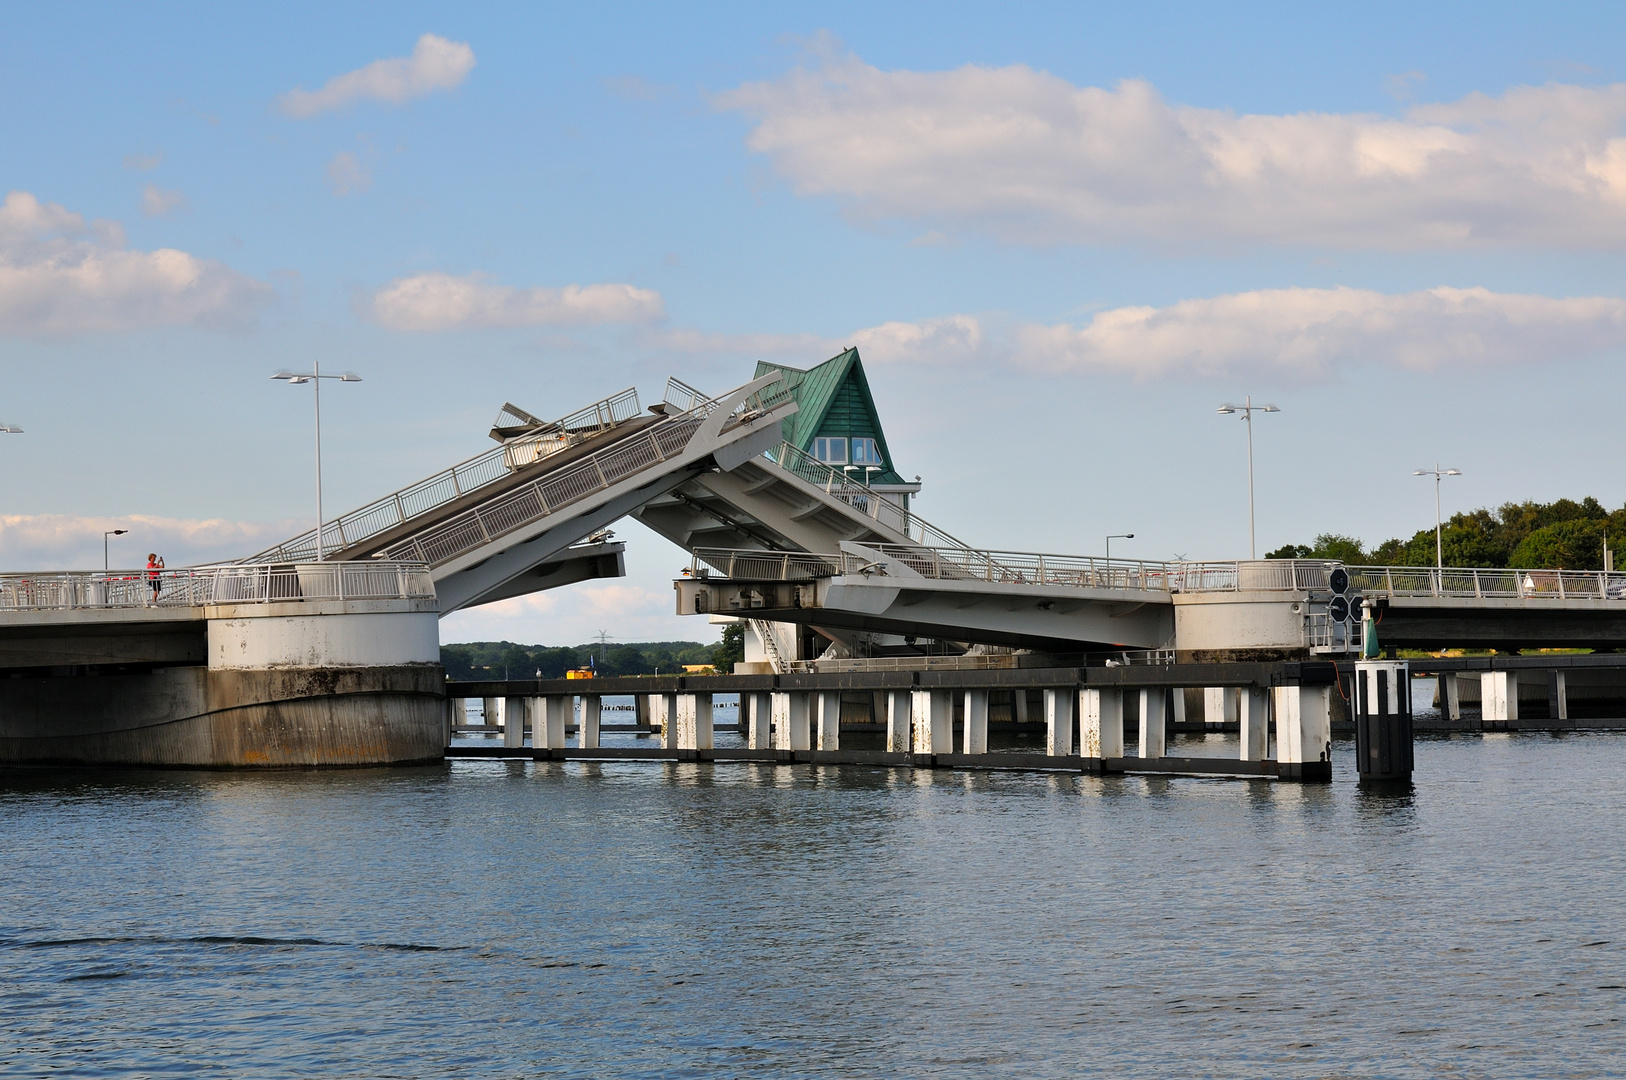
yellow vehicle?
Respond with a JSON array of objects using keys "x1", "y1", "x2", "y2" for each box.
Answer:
[{"x1": 565, "y1": 668, "x2": 596, "y2": 680}]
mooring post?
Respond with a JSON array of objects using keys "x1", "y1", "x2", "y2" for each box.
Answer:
[
  {"x1": 747, "y1": 691, "x2": 772, "y2": 749},
  {"x1": 886, "y1": 690, "x2": 913, "y2": 753},
  {"x1": 1441, "y1": 671, "x2": 1461, "y2": 722},
  {"x1": 579, "y1": 695, "x2": 601, "y2": 748},
  {"x1": 1480, "y1": 671, "x2": 1518, "y2": 726},
  {"x1": 1080, "y1": 687, "x2": 1123, "y2": 760},
  {"x1": 1273, "y1": 684, "x2": 1332, "y2": 780},
  {"x1": 1044, "y1": 687, "x2": 1074, "y2": 756},
  {"x1": 504, "y1": 695, "x2": 526, "y2": 748},
  {"x1": 1240, "y1": 686, "x2": 1269, "y2": 761},
  {"x1": 816, "y1": 690, "x2": 842, "y2": 751},
  {"x1": 1138, "y1": 688, "x2": 1166, "y2": 759},
  {"x1": 1355, "y1": 660, "x2": 1413, "y2": 782},
  {"x1": 912, "y1": 689, "x2": 953, "y2": 755},
  {"x1": 676, "y1": 692, "x2": 713, "y2": 751},
  {"x1": 963, "y1": 689, "x2": 989, "y2": 754},
  {"x1": 772, "y1": 691, "x2": 810, "y2": 751}
]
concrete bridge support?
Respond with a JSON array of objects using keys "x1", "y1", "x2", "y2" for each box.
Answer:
[
  {"x1": 886, "y1": 690, "x2": 912, "y2": 753},
  {"x1": 505, "y1": 697, "x2": 527, "y2": 748},
  {"x1": 1273, "y1": 685, "x2": 1332, "y2": 779},
  {"x1": 1482, "y1": 671, "x2": 1518, "y2": 724},
  {"x1": 1548, "y1": 671, "x2": 1569, "y2": 721},
  {"x1": 483, "y1": 697, "x2": 501, "y2": 728},
  {"x1": 746, "y1": 691, "x2": 772, "y2": 749},
  {"x1": 1204, "y1": 687, "x2": 1239, "y2": 728},
  {"x1": 816, "y1": 690, "x2": 841, "y2": 751},
  {"x1": 1139, "y1": 688, "x2": 1167, "y2": 760},
  {"x1": 533, "y1": 696, "x2": 568, "y2": 750},
  {"x1": 675, "y1": 692, "x2": 713, "y2": 751},
  {"x1": 579, "y1": 695, "x2": 601, "y2": 748},
  {"x1": 962, "y1": 689, "x2": 989, "y2": 755},
  {"x1": 1080, "y1": 688, "x2": 1123, "y2": 760},
  {"x1": 1240, "y1": 687, "x2": 1269, "y2": 761},
  {"x1": 772, "y1": 691, "x2": 810, "y2": 751},
  {"x1": 912, "y1": 689, "x2": 953, "y2": 755},
  {"x1": 1044, "y1": 688, "x2": 1073, "y2": 757},
  {"x1": 651, "y1": 692, "x2": 677, "y2": 749},
  {"x1": 1441, "y1": 672, "x2": 1462, "y2": 721}
]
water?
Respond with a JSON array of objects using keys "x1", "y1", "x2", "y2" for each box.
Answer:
[{"x1": 3, "y1": 735, "x2": 1624, "y2": 1078}]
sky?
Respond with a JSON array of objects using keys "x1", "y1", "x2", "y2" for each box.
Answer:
[{"x1": 5, "y1": 2, "x2": 1626, "y2": 647}]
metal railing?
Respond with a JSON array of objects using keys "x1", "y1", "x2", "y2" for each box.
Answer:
[
  {"x1": 0, "y1": 561, "x2": 434, "y2": 613},
  {"x1": 767, "y1": 442, "x2": 973, "y2": 550},
  {"x1": 248, "y1": 388, "x2": 644, "y2": 564},
  {"x1": 375, "y1": 376, "x2": 796, "y2": 569},
  {"x1": 1349, "y1": 566, "x2": 1626, "y2": 601},
  {"x1": 689, "y1": 545, "x2": 1174, "y2": 593},
  {"x1": 1170, "y1": 560, "x2": 1337, "y2": 593}
]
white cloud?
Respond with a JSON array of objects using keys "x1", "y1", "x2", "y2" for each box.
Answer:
[
  {"x1": 0, "y1": 514, "x2": 300, "y2": 570},
  {"x1": 365, "y1": 272, "x2": 664, "y2": 331},
  {"x1": 0, "y1": 190, "x2": 272, "y2": 335},
  {"x1": 122, "y1": 152, "x2": 162, "y2": 171},
  {"x1": 327, "y1": 151, "x2": 372, "y2": 196},
  {"x1": 140, "y1": 185, "x2": 188, "y2": 218},
  {"x1": 280, "y1": 33, "x2": 475, "y2": 117},
  {"x1": 717, "y1": 55, "x2": 1626, "y2": 249},
  {"x1": 838, "y1": 287, "x2": 1626, "y2": 380}
]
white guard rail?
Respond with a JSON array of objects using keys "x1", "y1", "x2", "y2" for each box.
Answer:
[
  {"x1": 689, "y1": 546, "x2": 1174, "y2": 592},
  {"x1": 1348, "y1": 566, "x2": 1626, "y2": 601},
  {"x1": 0, "y1": 561, "x2": 435, "y2": 612}
]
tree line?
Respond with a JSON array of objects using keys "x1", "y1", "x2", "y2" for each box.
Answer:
[
  {"x1": 1267, "y1": 497, "x2": 1626, "y2": 570},
  {"x1": 442, "y1": 639, "x2": 725, "y2": 681}
]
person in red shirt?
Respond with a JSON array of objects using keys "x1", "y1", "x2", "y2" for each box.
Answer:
[{"x1": 146, "y1": 553, "x2": 164, "y2": 604}]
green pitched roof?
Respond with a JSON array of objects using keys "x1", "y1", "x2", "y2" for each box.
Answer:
[{"x1": 754, "y1": 347, "x2": 908, "y2": 485}]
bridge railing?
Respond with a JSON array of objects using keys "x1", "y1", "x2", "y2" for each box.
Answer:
[
  {"x1": 1349, "y1": 565, "x2": 1626, "y2": 601},
  {"x1": 248, "y1": 387, "x2": 644, "y2": 564},
  {"x1": 374, "y1": 376, "x2": 797, "y2": 569},
  {"x1": 0, "y1": 561, "x2": 435, "y2": 613},
  {"x1": 767, "y1": 442, "x2": 975, "y2": 551},
  {"x1": 689, "y1": 545, "x2": 1174, "y2": 593}
]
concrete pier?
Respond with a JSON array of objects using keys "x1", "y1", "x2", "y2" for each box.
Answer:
[
  {"x1": 675, "y1": 692, "x2": 713, "y2": 751},
  {"x1": 505, "y1": 696, "x2": 526, "y2": 748},
  {"x1": 886, "y1": 689, "x2": 912, "y2": 752},
  {"x1": 1044, "y1": 687, "x2": 1073, "y2": 756},
  {"x1": 1481, "y1": 671, "x2": 1518, "y2": 724},
  {"x1": 1080, "y1": 688, "x2": 1123, "y2": 759},
  {"x1": 816, "y1": 690, "x2": 841, "y2": 751},
  {"x1": 746, "y1": 691, "x2": 772, "y2": 749},
  {"x1": 772, "y1": 691, "x2": 811, "y2": 751},
  {"x1": 962, "y1": 689, "x2": 989, "y2": 754},
  {"x1": 913, "y1": 688, "x2": 953, "y2": 755},
  {"x1": 1272, "y1": 685, "x2": 1332, "y2": 780},
  {"x1": 1240, "y1": 686, "x2": 1269, "y2": 761},
  {"x1": 1204, "y1": 686, "x2": 1239, "y2": 728},
  {"x1": 579, "y1": 695, "x2": 601, "y2": 748},
  {"x1": 1139, "y1": 688, "x2": 1166, "y2": 759}
]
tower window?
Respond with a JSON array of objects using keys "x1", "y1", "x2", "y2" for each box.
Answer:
[
  {"x1": 851, "y1": 438, "x2": 882, "y2": 466},
  {"x1": 813, "y1": 437, "x2": 847, "y2": 464}
]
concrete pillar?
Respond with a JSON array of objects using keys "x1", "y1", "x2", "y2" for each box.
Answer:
[
  {"x1": 816, "y1": 690, "x2": 842, "y2": 751},
  {"x1": 1273, "y1": 685, "x2": 1332, "y2": 766},
  {"x1": 1481, "y1": 671, "x2": 1518, "y2": 723},
  {"x1": 1240, "y1": 686, "x2": 1269, "y2": 761},
  {"x1": 482, "y1": 696, "x2": 500, "y2": 727},
  {"x1": 962, "y1": 689, "x2": 989, "y2": 754},
  {"x1": 504, "y1": 696, "x2": 527, "y2": 748},
  {"x1": 911, "y1": 689, "x2": 953, "y2": 755},
  {"x1": 1170, "y1": 687, "x2": 1186, "y2": 727},
  {"x1": 886, "y1": 690, "x2": 913, "y2": 753},
  {"x1": 1080, "y1": 688, "x2": 1123, "y2": 759},
  {"x1": 772, "y1": 691, "x2": 810, "y2": 751},
  {"x1": 635, "y1": 694, "x2": 650, "y2": 727},
  {"x1": 579, "y1": 695, "x2": 601, "y2": 748},
  {"x1": 1549, "y1": 670, "x2": 1568, "y2": 721},
  {"x1": 654, "y1": 692, "x2": 679, "y2": 749},
  {"x1": 1441, "y1": 671, "x2": 1461, "y2": 721},
  {"x1": 1204, "y1": 687, "x2": 1238, "y2": 727},
  {"x1": 747, "y1": 691, "x2": 773, "y2": 749},
  {"x1": 443, "y1": 697, "x2": 458, "y2": 746},
  {"x1": 1044, "y1": 687, "x2": 1074, "y2": 756},
  {"x1": 1013, "y1": 687, "x2": 1031, "y2": 723},
  {"x1": 535, "y1": 695, "x2": 569, "y2": 749},
  {"x1": 675, "y1": 692, "x2": 713, "y2": 751},
  {"x1": 1138, "y1": 688, "x2": 1166, "y2": 759}
]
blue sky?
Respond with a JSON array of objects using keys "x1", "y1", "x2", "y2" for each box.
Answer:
[{"x1": 4, "y1": 2, "x2": 1626, "y2": 645}]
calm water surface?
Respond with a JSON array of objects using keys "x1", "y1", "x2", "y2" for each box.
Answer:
[{"x1": 3, "y1": 734, "x2": 1624, "y2": 1078}]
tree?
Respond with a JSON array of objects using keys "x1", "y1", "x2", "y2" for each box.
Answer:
[
  {"x1": 1510, "y1": 519, "x2": 1609, "y2": 570},
  {"x1": 712, "y1": 621, "x2": 745, "y2": 672}
]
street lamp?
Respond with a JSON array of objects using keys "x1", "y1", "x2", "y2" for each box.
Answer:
[
  {"x1": 1106, "y1": 533, "x2": 1133, "y2": 561},
  {"x1": 272, "y1": 362, "x2": 362, "y2": 561},
  {"x1": 104, "y1": 529, "x2": 128, "y2": 571},
  {"x1": 1412, "y1": 464, "x2": 1462, "y2": 569},
  {"x1": 1216, "y1": 397, "x2": 1281, "y2": 559}
]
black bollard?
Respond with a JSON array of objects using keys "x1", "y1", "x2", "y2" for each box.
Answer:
[{"x1": 1354, "y1": 660, "x2": 1414, "y2": 782}]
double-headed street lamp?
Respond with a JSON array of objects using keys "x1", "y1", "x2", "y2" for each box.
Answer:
[
  {"x1": 1106, "y1": 533, "x2": 1133, "y2": 561},
  {"x1": 1413, "y1": 464, "x2": 1462, "y2": 569},
  {"x1": 1216, "y1": 397, "x2": 1280, "y2": 559},
  {"x1": 272, "y1": 362, "x2": 361, "y2": 561},
  {"x1": 104, "y1": 529, "x2": 127, "y2": 571}
]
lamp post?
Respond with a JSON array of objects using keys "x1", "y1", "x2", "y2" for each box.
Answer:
[
  {"x1": 1106, "y1": 533, "x2": 1133, "y2": 561},
  {"x1": 1216, "y1": 397, "x2": 1280, "y2": 559},
  {"x1": 1412, "y1": 464, "x2": 1462, "y2": 569},
  {"x1": 272, "y1": 362, "x2": 361, "y2": 561},
  {"x1": 104, "y1": 529, "x2": 127, "y2": 571}
]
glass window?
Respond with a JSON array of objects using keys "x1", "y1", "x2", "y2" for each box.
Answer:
[
  {"x1": 814, "y1": 437, "x2": 847, "y2": 463},
  {"x1": 851, "y1": 438, "x2": 882, "y2": 466}
]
